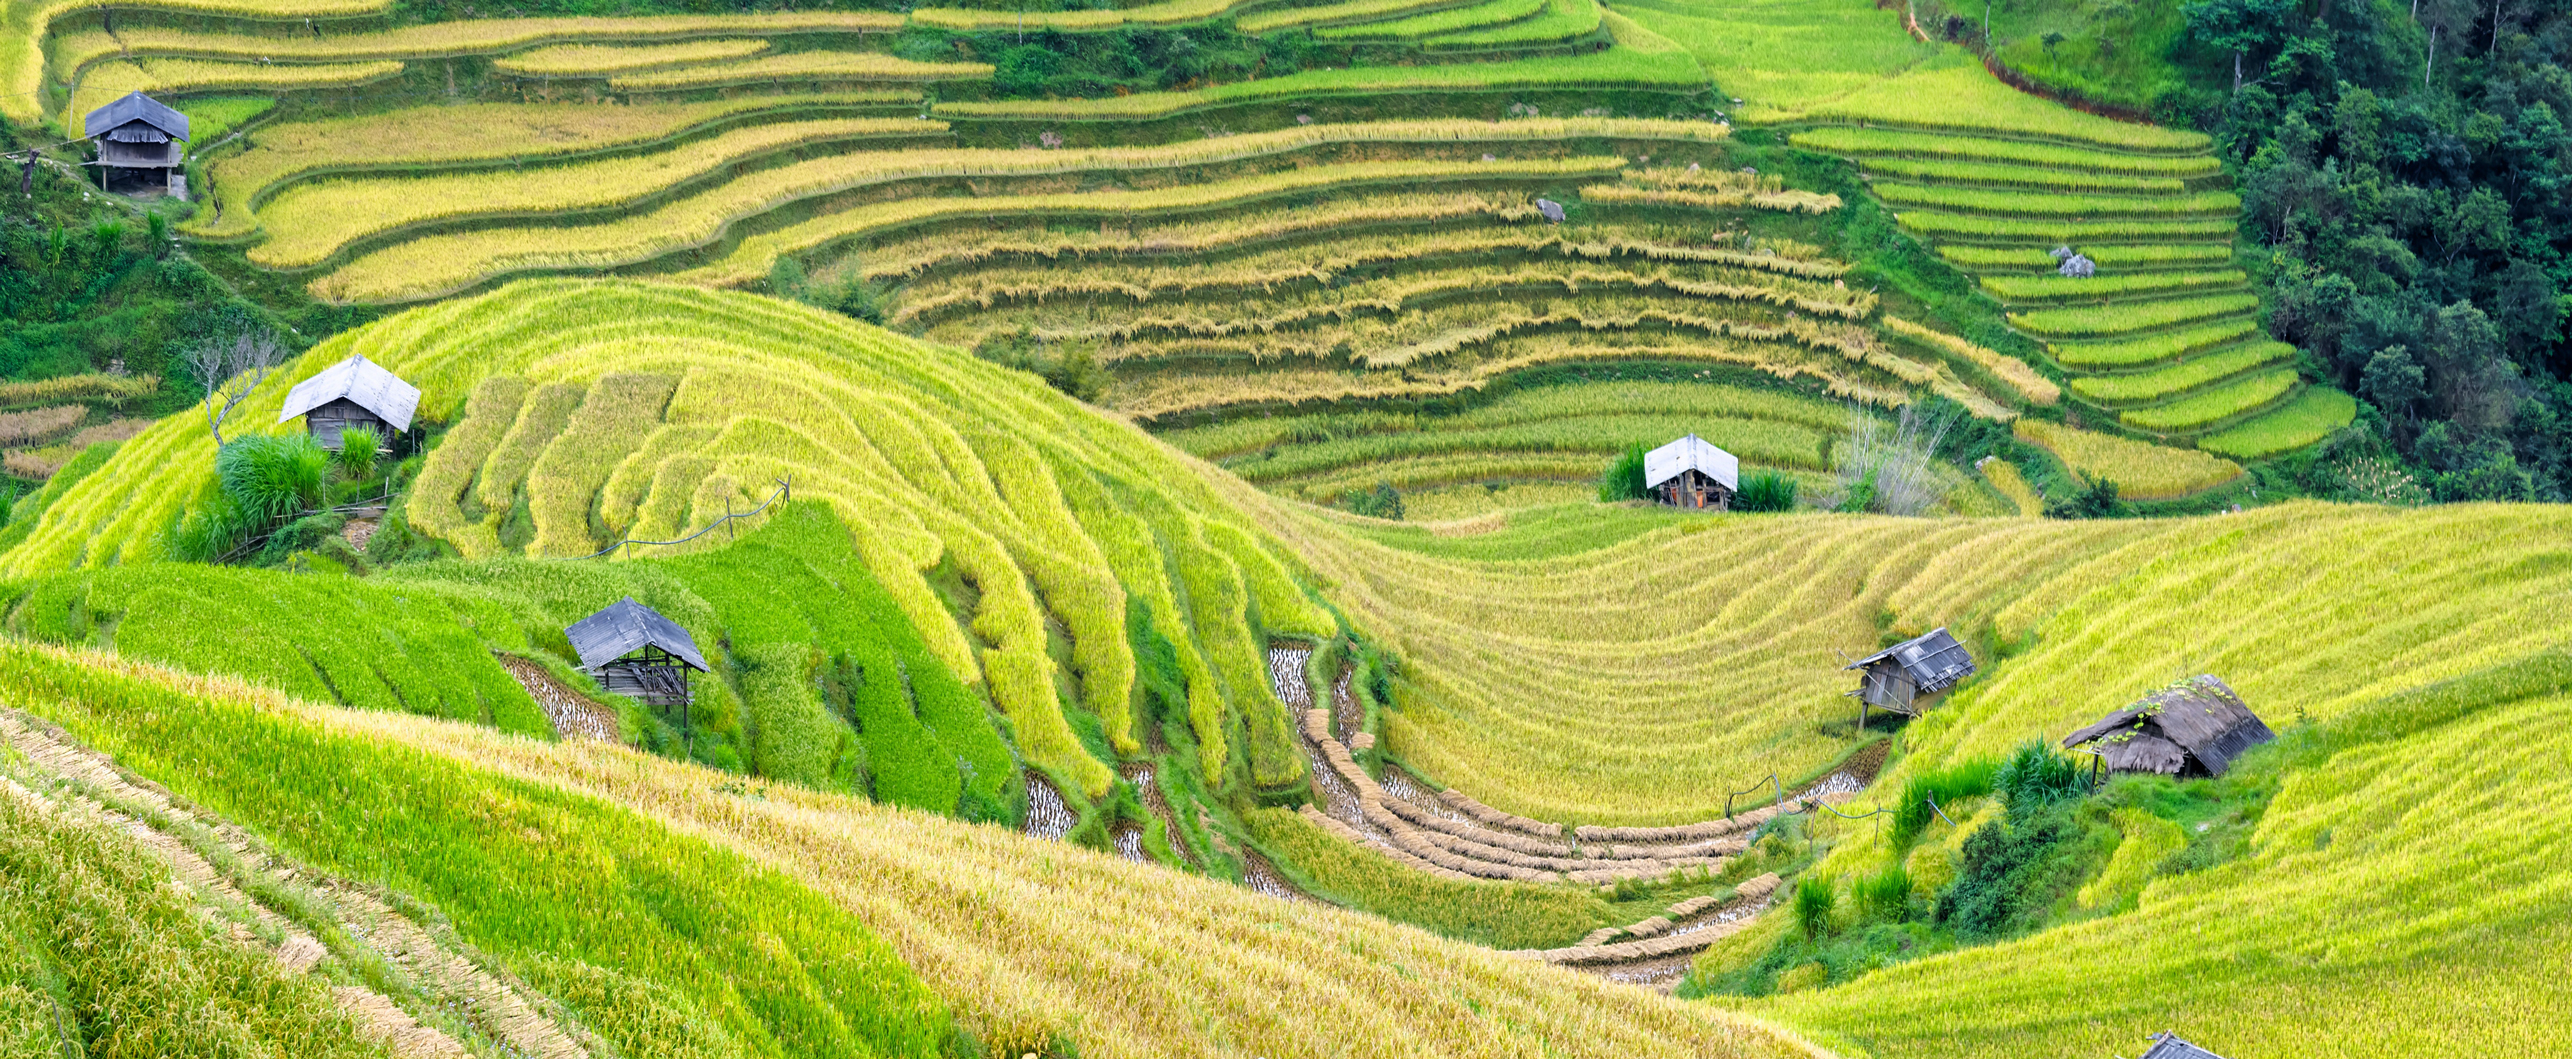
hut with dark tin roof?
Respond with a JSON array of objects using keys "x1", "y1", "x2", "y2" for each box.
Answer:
[
  {"x1": 2135, "y1": 1031, "x2": 2231, "y2": 1059},
  {"x1": 1843, "y1": 627, "x2": 1974, "y2": 726},
  {"x1": 566, "y1": 597, "x2": 709, "y2": 712},
  {"x1": 275, "y1": 354, "x2": 421, "y2": 452},
  {"x1": 84, "y1": 91, "x2": 188, "y2": 195},
  {"x1": 2063, "y1": 675, "x2": 2273, "y2": 780},
  {"x1": 1645, "y1": 433, "x2": 1738, "y2": 510}
]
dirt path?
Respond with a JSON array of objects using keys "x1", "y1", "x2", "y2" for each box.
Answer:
[
  {"x1": 1510, "y1": 873, "x2": 1785, "y2": 992},
  {"x1": 0, "y1": 710, "x2": 596, "y2": 1059},
  {"x1": 496, "y1": 655, "x2": 619, "y2": 742}
]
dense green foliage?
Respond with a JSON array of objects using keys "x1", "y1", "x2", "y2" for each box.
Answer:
[
  {"x1": 2181, "y1": 0, "x2": 2572, "y2": 499},
  {"x1": 897, "y1": 25, "x2": 1338, "y2": 99}
]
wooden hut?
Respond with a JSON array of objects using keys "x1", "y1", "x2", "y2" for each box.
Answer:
[
  {"x1": 1844, "y1": 627, "x2": 1974, "y2": 725},
  {"x1": 2062, "y1": 675, "x2": 2272, "y2": 779},
  {"x1": 565, "y1": 597, "x2": 709, "y2": 710},
  {"x1": 2137, "y1": 1032, "x2": 2231, "y2": 1059},
  {"x1": 84, "y1": 91, "x2": 188, "y2": 195},
  {"x1": 275, "y1": 354, "x2": 421, "y2": 452},
  {"x1": 1645, "y1": 434, "x2": 1738, "y2": 510}
]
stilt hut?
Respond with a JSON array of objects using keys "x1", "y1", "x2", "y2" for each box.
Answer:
[
  {"x1": 1844, "y1": 627, "x2": 1974, "y2": 727},
  {"x1": 566, "y1": 597, "x2": 708, "y2": 711},
  {"x1": 1645, "y1": 434, "x2": 1738, "y2": 510},
  {"x1": 276, "y1": 354, "x2": 421, "y2": 452},
  {"x1": 84, "y1": 91, "x2": 188, "y2": 195},
  {"x1": 2062, "y1": 675, "x2": 2272, "y2": 780}
]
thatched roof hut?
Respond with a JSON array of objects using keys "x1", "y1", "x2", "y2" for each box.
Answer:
[{"x1": 2063, "y1": 675, "x2": 2273, "y2": 779}]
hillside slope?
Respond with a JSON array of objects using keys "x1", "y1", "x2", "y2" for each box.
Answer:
[{"x1": 0, "y1": 639, "x2": 1836, "y2": 1059}]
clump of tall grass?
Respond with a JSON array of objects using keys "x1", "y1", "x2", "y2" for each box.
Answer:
[
  {"x1": 334, "y1": 425, "x2": 381, "y2": 480},
  {"x1": 1992, "y1": 739, "x2": 2090, "y2": 819},
  {"x1": 1733, "y1": 470, "x2": 1798, "y2": 511},
  {"x1": 1854, "y1": 864, "x2": 1914, "y2": 923},
  {"x1": 1599, "y1": 444, "x2": 1648, "y2": 501},
  {"x1": 217, "y1": 434, "x2": 328, "y2": 525},
  {"x1": 1794, "y1": 876, "x2": 1839, "y2": 939},
  {"x1": 1889, "y1": 756, "x2": 1999, "y2": 847}
]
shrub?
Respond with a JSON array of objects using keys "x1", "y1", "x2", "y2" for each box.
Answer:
[
  {"x1": 1936, "y1": 805, "x2": 2079, "y2": 940},
  {"x1": 1889, "y1": 757, "x2": 1999, "y2": 847},
  {"x1": 216, "y1": 434, "x2": 327, "y2": 525},
  {"x1": 1854, "y1": 865, "x2": 1914, "y2": 923},
  {"x1": 2044, "y1": 477, "x2": 2123, "y2": 519},
  {"x1": 1734, "y1": 471, "x2": 1798, "y2": 512},
  {"x1": 1599, "y1": 444, "x2": 1648, "y2": 501},
  {"x1": 1793, "y1": 876, "x2": 1838, "y2": 939},
  {"x1": 1347, "y1": 481, "x2": 1404, "y2": 520}
]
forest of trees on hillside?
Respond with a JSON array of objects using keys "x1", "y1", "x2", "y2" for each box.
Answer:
[{"x1": 2184, "y1": 0, "x2": 2572, "y2": 501}]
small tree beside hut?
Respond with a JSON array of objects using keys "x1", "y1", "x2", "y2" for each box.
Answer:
[{"x1": 181, "y1": 329, "x2": 286, "y2": 446}]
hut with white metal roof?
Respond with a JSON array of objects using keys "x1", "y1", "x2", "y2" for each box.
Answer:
[
  {"x1": 275, "y1": 354, "x2": 421, "y2": 452},
  {"x1": 2063, "y1": 675, "x2": 2273, "y2": 779},
  {"x1": 1645, "y1": 434, "x2": 1738, "y2": 510},
  {"x1": 1844, "y1": 627, "x2": 1974, "y2": 725},
  {"x1": 84, "y1": 91, "x2": 188, "y2": 194},
  {"x1": 565, "y1": 596, "x2": 709, "y2": 711}
]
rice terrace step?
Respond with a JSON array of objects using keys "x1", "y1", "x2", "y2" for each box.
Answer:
[{"x1": 0, "y1": 0, "x2": 2555, "y2": 1055}]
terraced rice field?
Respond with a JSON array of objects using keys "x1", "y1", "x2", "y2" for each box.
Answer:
[
  {"x1": 3, "y1": 280, "x2": 1344, "y2": 807},
  {"x1": 1799, "y1": 102, "x2": 2342, "y2": 448},
  {"x1": 1617, "y1": 0, "x2": 2353, "y2": 463},
  {"x1": 1165, "y1": 378, "x2": 1876, "y2": 512}
]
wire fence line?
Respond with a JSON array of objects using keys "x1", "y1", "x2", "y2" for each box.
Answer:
[{"x1": 556, "y1": 475, "x2": 791, "y2": 560}]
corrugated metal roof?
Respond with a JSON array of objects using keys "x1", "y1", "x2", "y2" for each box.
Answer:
[
  {"x1": 275, "y1": 354, "x2": 422, "y2": 432},
  {"x1": 1644, "y1": 434, "x2": 1739, "y2": 491},
  {"x1": 565, "y1": 597, "x2": 709, "y2": 673},
  {"x1": 84, "y1": 91, "x2": 188, "y2": 142},
  {"x1": 1845, "y1": 627, "x2": 1975, "y2": 693},
  {"x1": 2138, "y1": 1032, "x2": 2230, "y2": 1059},
  {"x1": 2063, "y1": 675, "x2": 2273, "y2": 777}
]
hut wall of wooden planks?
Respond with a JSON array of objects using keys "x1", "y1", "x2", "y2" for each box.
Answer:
[{"x1": 1644, "y1": 434, "x2": 1739, "y2": 510}]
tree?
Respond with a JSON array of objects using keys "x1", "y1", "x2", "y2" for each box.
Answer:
[
  {"x1": 2419, "y1": 0, "x2": 2479, "y2": 88},
  {"x1": 180, "y1": 329, "x2": 285, "y2": 446},
  {"x1": 2362, "y1": 345, "x2": 2429, "y2": 424},
  {"x1": 2186, "y1": 0, "x2": 2298, "y2": 92}
]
